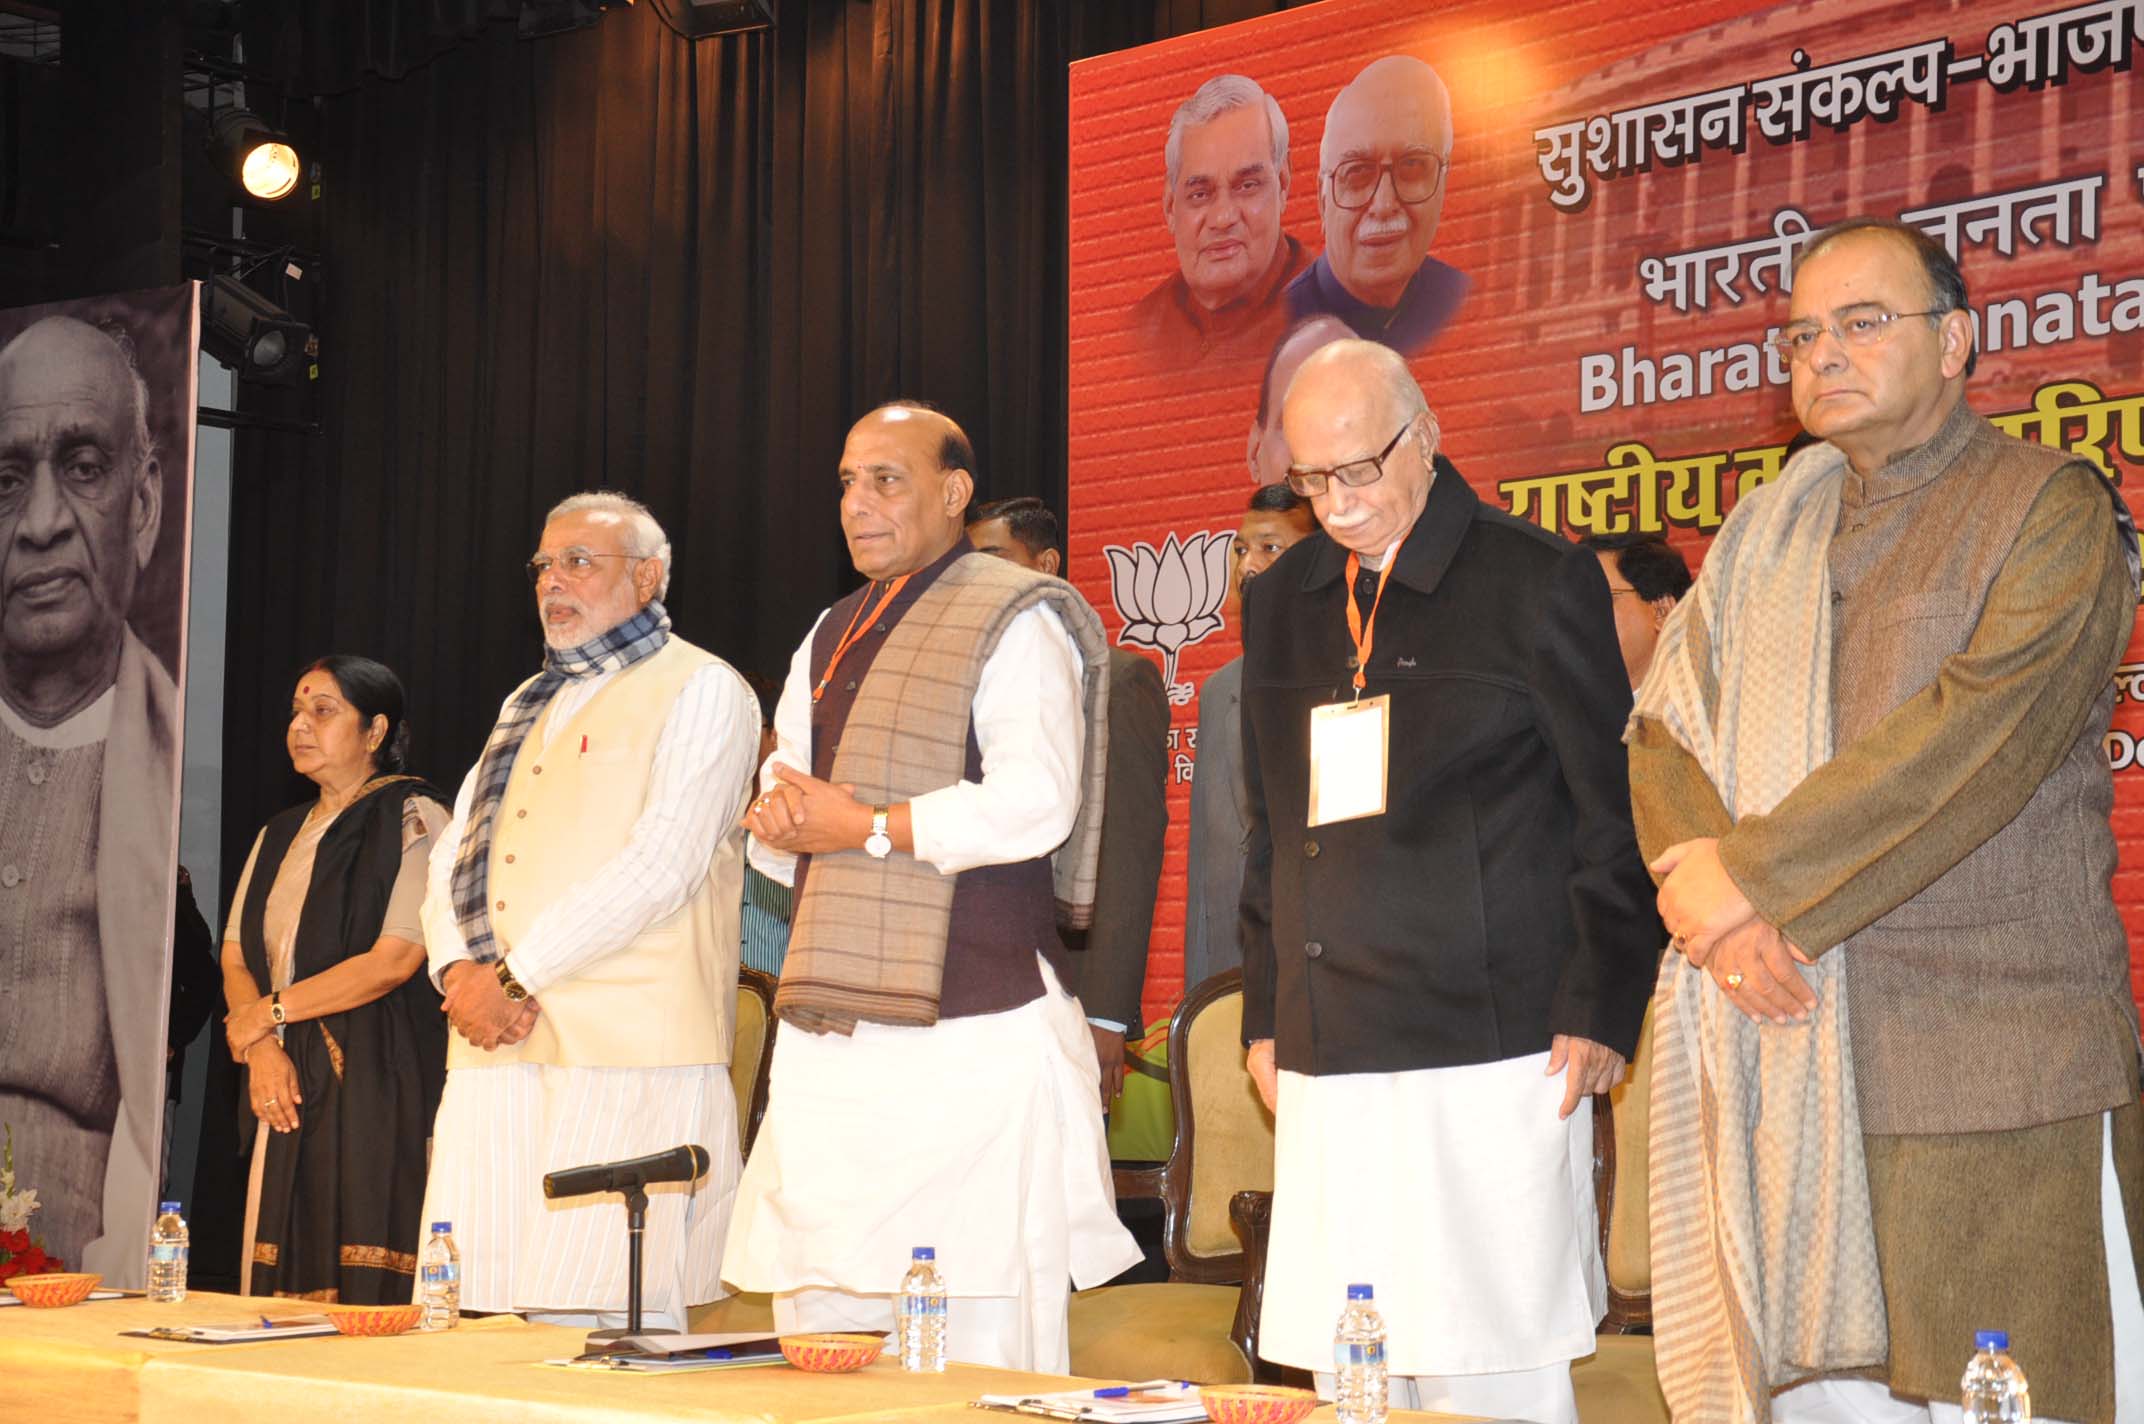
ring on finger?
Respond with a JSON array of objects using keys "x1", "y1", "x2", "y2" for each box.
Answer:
[{"x1": 1723, "y1": 971, "x2": 1745, "y2": 990}]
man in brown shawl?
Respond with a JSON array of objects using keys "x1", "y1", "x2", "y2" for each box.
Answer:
[{"x1": 1633, "y1": 218, "x2": 2144, "y2": 1424}]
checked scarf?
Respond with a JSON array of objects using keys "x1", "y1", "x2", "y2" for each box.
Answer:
[{"x1": 450, "y1": 600, "x2": 671, "y2": 964}]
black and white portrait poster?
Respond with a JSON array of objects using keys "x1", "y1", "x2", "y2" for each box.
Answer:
[{"x1": 0, "y1": 283, "x2": 196, "y2": 1286}]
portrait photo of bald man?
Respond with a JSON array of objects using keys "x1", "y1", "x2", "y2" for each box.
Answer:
[
  {"x1": 1286, "y1": 55, "x2": 1469, "y2": 357},
  {"x1": 0, "y1": 288, "x2": 196, "y2": 1285}
]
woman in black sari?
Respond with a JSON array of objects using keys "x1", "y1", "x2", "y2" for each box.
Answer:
[{"x1": 219, "y1": 655, "x2": 448, "y2": 1303}]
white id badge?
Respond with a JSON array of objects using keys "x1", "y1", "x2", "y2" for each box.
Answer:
[{"x1": 1308, "y1": 694, "x2": 1390, "y2": 826}]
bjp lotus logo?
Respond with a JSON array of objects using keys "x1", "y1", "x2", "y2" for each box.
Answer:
[{"x1": 1105, "y1": 530, "x2": 1233, "y2": 705}]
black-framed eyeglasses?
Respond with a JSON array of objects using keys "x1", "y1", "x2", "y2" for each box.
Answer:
[
  {"x1": 526, "y1": 551, "x2": 638, "y2": 583},
  {"x1": 1285, "y1": 420, "x2": 1415, "y2": 498},
  {"x1": 1764, "y1": 307, "x2": 1945, "y2": 364},
  {"x1": 1325, "y1": 152, "x2": 1446, "y2": 211}
]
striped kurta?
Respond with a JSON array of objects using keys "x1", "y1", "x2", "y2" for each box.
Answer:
[{"x1": 419, "y1": 664, "x2": 757, "y2": 1315}]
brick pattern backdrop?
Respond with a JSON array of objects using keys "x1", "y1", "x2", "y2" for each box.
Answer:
[{"x1": 1067, "y1": 0, "x2": 2144, "y2": 1025}]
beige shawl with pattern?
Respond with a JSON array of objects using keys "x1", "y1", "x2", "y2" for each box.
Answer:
[
  {"x1": 1630, "y1": 443, "x2": 1889, "y2": 1423},
  {"x1": 774, "y1": 554, "x2": 1111, "y2": 1035}
]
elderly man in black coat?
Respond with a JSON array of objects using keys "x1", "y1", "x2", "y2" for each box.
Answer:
[{"x1": 1237, "y1": 339, "x2": 1658, "y2": 1424}]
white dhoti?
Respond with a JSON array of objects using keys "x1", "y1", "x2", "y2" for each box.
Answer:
[
  {"x1": 419, "y1": 1062, "x2": 739, "y2": 1318},
  {"x1": 1261, "y1": 1050, "x2": 1603, "y2": 1419},
  {"x1": 722, "y1": 956, "x2": 1140, "y2": 1371}
]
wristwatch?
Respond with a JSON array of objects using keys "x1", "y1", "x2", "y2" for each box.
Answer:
[
  {"x1": 269, "y1": 991, "x2": 286, "y2": 1026},
  {"x1": 864, "y1": 805, "x2": 893, "y2": 859},
  {"x1": 495, "y1": 959, "x2": 530, "y2": 1003}
]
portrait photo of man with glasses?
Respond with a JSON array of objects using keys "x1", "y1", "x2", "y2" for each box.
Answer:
[{"x1": 1284, "y1": 54, "x2": 1468, "y2": 358}]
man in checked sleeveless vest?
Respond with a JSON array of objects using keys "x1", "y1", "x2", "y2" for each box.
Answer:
[
  {"x1": 1636, "y1": 219, "x2": 2144, "y2": 1424},
  {"x1": 722, "y1": 402, "x2": 1140, "y2": 1371}
]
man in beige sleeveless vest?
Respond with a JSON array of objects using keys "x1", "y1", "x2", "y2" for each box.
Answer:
[
  {"x1": 1635, "y1": 219, "x2": 2144, "y2": 1424},
  {"x1": 418, "y1": 491, "x2": 758, "y2": 1331},
  {"x1": 722, "y1": 402, "x2": 1139, "y2": 1371}
]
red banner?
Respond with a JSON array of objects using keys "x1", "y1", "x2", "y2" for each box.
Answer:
[{"x1": 1067, "y1": 0, "x2": 2144, "y2": 1023}]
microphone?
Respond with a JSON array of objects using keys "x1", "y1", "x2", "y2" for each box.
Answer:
[{"x1": 543, "y1": 1145, "x2": 710, "y2": 1200}]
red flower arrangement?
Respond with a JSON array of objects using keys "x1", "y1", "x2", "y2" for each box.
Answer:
[{"x1": 0, "y1": 1125, "x2": 64, "y2": 1282}]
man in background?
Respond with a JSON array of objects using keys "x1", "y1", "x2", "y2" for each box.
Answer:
[
  {"x1": 1286, "y1": 56, "x2": 1467, "y2": 356},
  {"x1": 1248, "y1": 315, "x2": 1356, "y2": 486},
  {"x1": 1131, "y1": 74, "x2": 1306, "y2": 368},
  {"x1": 1578, "y1": 533, "x2": 1691, "y2": 690},
  {"x1": 738, "y1": 671, "x2": 794, "y2": 976},
  {"x1": 967, "y1": 495, "x2": 1167, "y2": 1107},
  {"x1": 1183, "y1": 483, "x2": 1316, "y2": 988},
  {"x1": 0, "y1": 314, "x2": 178, "y2": 1280}
]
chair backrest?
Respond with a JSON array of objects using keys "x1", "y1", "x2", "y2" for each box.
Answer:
[
  {"x1": 1143, "y1": 968, "x2": 1275, "y2": 1283},
  {"x1": 730, "y1": 967, "x2": 779, "y2": 1158},
  {"x1": 1596, "y1": 1002, "x2": 1655, "y2": 1330}
]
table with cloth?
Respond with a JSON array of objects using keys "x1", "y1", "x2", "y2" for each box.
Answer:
[{"x1": 5, "y1": 1292, "x2": 1482, "y2": 1424}]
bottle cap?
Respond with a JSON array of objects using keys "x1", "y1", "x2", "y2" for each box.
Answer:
[
  {"x1": 913, "y1": 1247, "x2": 936, "y2": 1261},
  {"x1": 431, "y1": 1222, "x2": 452, "y2": 1235},
  {"x1": 1346, "y1": 1284, "x2": 1373, "y2": 1301},
  {"x1": 1975, "y1": 1330, "x2": 2009, "y2": 1351},
  {"x1": 160, "y1": 1201, "x2": 181, "y2": 1213}
]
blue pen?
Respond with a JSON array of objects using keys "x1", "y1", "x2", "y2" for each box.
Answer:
[{"x1": 1092, "y1": 1382, "x2": 1191, "y2": 1398}]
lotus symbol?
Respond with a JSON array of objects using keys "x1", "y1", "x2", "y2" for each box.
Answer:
[{"x1": 1105, "y1": 529, "x2": 1233, "y2": 705}]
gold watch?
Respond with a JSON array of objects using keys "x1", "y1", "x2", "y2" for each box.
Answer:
[
  {"x1": 495, "y1": 959, "x2": 530, "y2": 1003},
  {"x1": 269, "y1": 991, "x2": 286, "y2": 1026}
]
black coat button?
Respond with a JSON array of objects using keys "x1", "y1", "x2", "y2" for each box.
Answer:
[
  {"x1": 1304, "y1": 940, "x2": 1324, "y2": 959},
  {"x1": 1304, "y1": 839, "x2": 1320, "y2": 858}
]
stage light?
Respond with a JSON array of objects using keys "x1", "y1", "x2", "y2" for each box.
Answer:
[
  {"x1": 201, "y1": 275, "x2": 314, "y2": 385},
  {"x1": 209, "y1": 108, "x2": 301, "y2": 201}
]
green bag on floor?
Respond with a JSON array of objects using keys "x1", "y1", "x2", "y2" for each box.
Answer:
[{"x1": 1105, "y1": 1018, "x2": 1175, "y2": 1163}]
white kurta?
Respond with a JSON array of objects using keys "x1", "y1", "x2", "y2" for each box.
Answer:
[
  {"x1": 729, "y1": 597, "x2": 1141, "y2": 1370},
  {"x1": 1261, "y1": 1052, "x2": 1605, "y2": 1378},
  {"x1": 419, "y1": 660, "x2": 757, "y2": 1315}
]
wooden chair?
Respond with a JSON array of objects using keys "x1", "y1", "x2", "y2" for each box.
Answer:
[
  {"x1": 1068, "y1": 968, "x2": 1277, "y2": 1384},
  {"x1": 692, "y1": 968, "x2": 784, "y2": 1337},
  {"x1": 1569, "y1": 1006, "x2": 1671, "y2": 1424},
  {"x1": 729, "y1": 966, "x2": 778, "y2": 1159}
]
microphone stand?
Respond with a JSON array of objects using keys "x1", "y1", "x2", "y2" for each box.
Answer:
[{"x1": 585, "y1": 1184, "x2": 665, "y2": 1344}]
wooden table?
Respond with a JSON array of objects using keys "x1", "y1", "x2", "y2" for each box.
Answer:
[{"x1": 6, "y1": 1291, "x2": 1474, "y2": 1424}]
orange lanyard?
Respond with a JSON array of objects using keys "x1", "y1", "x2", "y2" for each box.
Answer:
[
  {"x1": 813, "y1": 576, "x2": 910, "y2": 703},
  {"x1": 1342, "y1": 542, "x2": 1403, "y2": 697}
]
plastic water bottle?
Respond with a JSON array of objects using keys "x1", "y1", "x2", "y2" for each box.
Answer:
[
  {"x1": 419, "y1": 1222, "x2": 461, "y2": 1331},
  {"x1": 147, "y1": 1201, "x2": 188, "y2": 1303},
  {"x1": 1962, "y1": 1330, "x2": 2032, "y2": 1422},
  {"x1": 1334, "y1": 1283, "x2": 1388, "y2": 1424},
  {"x1": 895, "y1": 1246, "x2": 948, "y2": 1372}
]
